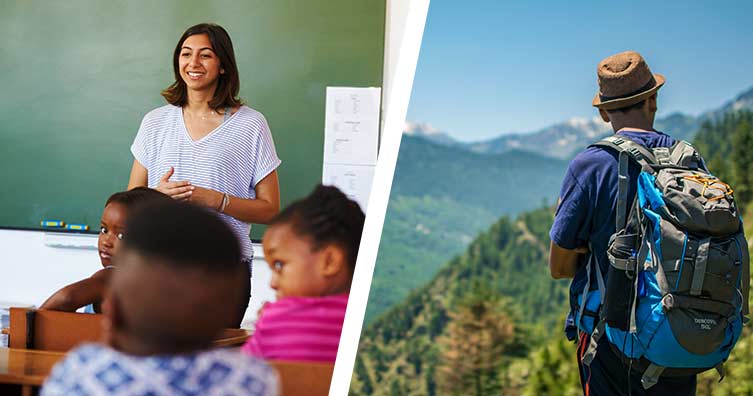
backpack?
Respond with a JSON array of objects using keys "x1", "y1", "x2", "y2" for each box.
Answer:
[{"x1": 577, "y1": 135, "x2": 750, "y2": 390}]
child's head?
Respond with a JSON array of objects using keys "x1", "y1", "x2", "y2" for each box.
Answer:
[
  {"x1": 263, "y1": 184, "x2": 365, "y2": 299},
  {"x1": 104, "y1": 201, "x2": 244, "y2": 355},
  {"x1": 99, "y1": 188, "x2": 171, "y2": 267}
]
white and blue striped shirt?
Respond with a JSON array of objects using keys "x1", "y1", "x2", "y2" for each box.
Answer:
[{"x1": 131, "y1": 104, "x2": 281, "y2": 259}]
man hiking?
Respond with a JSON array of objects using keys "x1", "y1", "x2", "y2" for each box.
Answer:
[{"x1": 549, "y1": 51, "x2": 697, "y2": 395}]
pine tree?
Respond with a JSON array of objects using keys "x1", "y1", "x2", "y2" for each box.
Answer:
[
  {"x1": 389, "y1": 379, "x2": 401, "y2": 396},
  {"x1": 732, "y1": 119, "x2": 753, "y2": 206},
  {"x1": 523, "y1": 336, "x2": 581, "y2": 396},
  {"x1": 426, "y1": 364, "x2": 437, "y2": 396},
  {"x1": 435, "y1": 284, "x2": 514, "y2": 396},
  {"x1": 694, "y1": 110, "x2": 753, "y2": 189},
  {"x1": 354, "y1": 355, "x2": 374, "y2": 395}
]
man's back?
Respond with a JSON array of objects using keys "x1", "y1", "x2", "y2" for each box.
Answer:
[
  {"x1": 551, "y1": 129, "x2": 675, "y2": 320},
  {"x1": 550, "y1": 130, "x2": 701, "y2": 395},
  {"x1": 548, "y1": 50, "x2": 699, "y2": 395}
]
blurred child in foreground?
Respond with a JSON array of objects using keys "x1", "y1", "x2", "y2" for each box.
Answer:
[{"x1": 42, "y1": 201, "x2": 278, "y2": 396}]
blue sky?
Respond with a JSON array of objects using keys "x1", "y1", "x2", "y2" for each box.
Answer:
[{"x1": 407, "y1": 1, "x2": 753, "y2": 142}]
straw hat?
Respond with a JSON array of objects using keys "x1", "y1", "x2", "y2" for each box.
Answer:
[{"x1": 592, "y1": 51, "x2": 665, "y2": 110}]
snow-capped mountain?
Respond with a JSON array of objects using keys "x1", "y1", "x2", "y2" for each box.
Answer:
[
  {"x1": 405, "y1": 85, "x2": 753, "y2": 160},
  {"x1": 403, "y1": 121, "x2": 460, "y2": 147},
  {"x1": 466, "y1": 116, "x2": 611, "y2": 159}
]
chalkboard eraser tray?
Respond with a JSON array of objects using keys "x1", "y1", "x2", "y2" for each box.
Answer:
[{"x1": 43, "y1": 232, "x2": 97, "y2": 250}]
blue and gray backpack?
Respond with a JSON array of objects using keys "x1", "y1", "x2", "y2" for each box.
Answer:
[{"x1": 574, "y1": 135, "x2": 749, "y2": 389}]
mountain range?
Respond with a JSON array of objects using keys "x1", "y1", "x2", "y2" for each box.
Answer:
[
  {"x1": 364, "y1": 85, "x2": 753, "y2": 325},
  {"x1": 354, "y1": 88, "x2": 753, "y2": 396},
  {"x1": 406, "y1": 86, "x2": 753, "y2": 159}
]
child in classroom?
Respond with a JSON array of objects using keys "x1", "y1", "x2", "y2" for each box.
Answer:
[
  {"x1": 41, "y1": 201, "x2": 278, "y2": 396},
  {"x1": 40, "y1": 187, "x2": 170, "y2": 313},
  {"x1": 242, "y1": 184, "x2": 365, "y2": 363}
]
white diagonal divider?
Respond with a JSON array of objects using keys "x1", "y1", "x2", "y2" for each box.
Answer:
[{"x1": 329, "y1": 0, "x2": 431, "y2": 394}]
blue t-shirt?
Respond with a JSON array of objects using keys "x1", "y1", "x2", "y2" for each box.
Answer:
[{"x1": 549, "y1": 130, "x2": 676, "y2": 317}]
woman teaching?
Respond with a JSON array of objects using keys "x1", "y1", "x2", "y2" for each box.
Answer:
[{"x1": 128, "y1": 23, "x2": 281, "y2": 326}]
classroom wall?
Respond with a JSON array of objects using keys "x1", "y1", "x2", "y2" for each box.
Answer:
[
  {"x1": 0, "y1": 0, "x2": 385, "y2": 238},
  {"x1": 0, "y1": 229, "x2": 273, "y2": 328},
  {"x1": 0, "y1": 4, "x2": 408, "y2": 328}
]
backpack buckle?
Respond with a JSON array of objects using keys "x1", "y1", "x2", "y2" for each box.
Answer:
[
  {"x1": 628, "y1": 147, "x2": 643, "y2": 161},
  {"x1": 653, "y1": 147, "x2": 672, "y2": 165}
]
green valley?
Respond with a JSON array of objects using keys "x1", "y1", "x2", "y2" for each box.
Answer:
[{"x1": 364, "y1": 136, "x2": 567, "y2": 324}]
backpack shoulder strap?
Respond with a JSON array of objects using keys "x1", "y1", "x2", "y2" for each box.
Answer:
[
  {"x1": 616, "y1": 151, "x2": 630, "y2": 230},
  {"x1": 590, "y1": 135, "x2": 651, "y2": 231},
  {"x1": 737, "y1": 232, "x2": 750, "y2": 316},
  {"x1": 590, "y1": 135, "x2": 658, "y2": 172}
]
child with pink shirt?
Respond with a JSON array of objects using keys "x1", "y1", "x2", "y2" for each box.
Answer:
[{"x1": 242, "y1": 184, "x2": 365, "y2": 362}]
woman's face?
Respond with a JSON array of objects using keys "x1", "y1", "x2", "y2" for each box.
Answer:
[{"x1": 178, "y1": 34, "x2": 223, "y2": 93}]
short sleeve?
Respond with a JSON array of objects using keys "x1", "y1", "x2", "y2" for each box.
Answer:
[
  {"x1": 130, "y1": 114, "x2": 153, "y2": 169},
  {"x1": 250, "y1": 115, "x2": 281, "y2": 187},
  {"x1": 549, "y1": 162, "x2": 594, "y2": 250},
  {"x1": 242, "y1": 308, "x2": 268, "y2": 358},
  {"x1": 242, "y1": 332, "x2": 265, "y2": 358}
]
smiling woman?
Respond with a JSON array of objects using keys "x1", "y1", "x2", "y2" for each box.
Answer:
[{"x1": 126, "y1": 23, "x2": 283, "y2": 328}]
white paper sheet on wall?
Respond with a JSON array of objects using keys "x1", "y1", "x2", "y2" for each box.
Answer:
[
  {"x1": 322, "y1": 87, "x2": 381, "y2": 211},
  {"x1": 323, "y1": 164, "x2": 376, "y2": 211},
  {"x1": 323, "y1": 87, "x2": 380, "y2": 165}
]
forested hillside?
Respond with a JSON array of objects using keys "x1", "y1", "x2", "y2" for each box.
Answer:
[
  {"x1": 365, "y1": 136, "x2": 566, "y2": 323},
  {"x1": 351, "y1": 207, "x2": 571, "y2": 395},
  {"x1": 352, "y1": 110, "x2": 753, "y2": 396}
]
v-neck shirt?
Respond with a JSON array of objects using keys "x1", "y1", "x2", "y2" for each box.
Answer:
[
  {"x1": 131, "y1": 104, "x2": 281, "y2": 259},
  {"x1": 182, "y1": 105, "x2": 233, "y2": 142}
]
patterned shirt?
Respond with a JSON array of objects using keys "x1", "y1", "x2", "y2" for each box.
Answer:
[
  {"x1": 131, "y1": 105, "x2": 281, "y2": 259},
  {"x1": 41, "y1": 343, "x2": 278, "y2": 396},
  {"x1": 242, "y1": 294, "x2": 349, "y2": 363}
]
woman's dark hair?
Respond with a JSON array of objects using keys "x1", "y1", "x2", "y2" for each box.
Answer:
[
  {"x1": 161, "y1": 23, "x2": 243, "y2": 111},
  {"x1": 106, "y1": 187, "x2": 172, "y2": 210},
  {"x1": 270, "y1": 185, "x2": 365, "y2": 273}
]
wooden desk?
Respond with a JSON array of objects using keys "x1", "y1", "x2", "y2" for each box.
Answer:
[
  {"x1": 0, "y1": 348, "x2": 65, "y2": 396},
  {"x1": 0, "y1": 347, "x2": 334, "y2": 396},
  {"x1": 8, "y1": 308, "x2": 250, "y2": 352},
  {"x1": 213, "y1": 328, "x2": 250, "y2": 348}
]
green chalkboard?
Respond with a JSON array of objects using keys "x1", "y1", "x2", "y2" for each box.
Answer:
[{"x1": 0, "y1": 0, "x2": 384, "y2": 238}]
